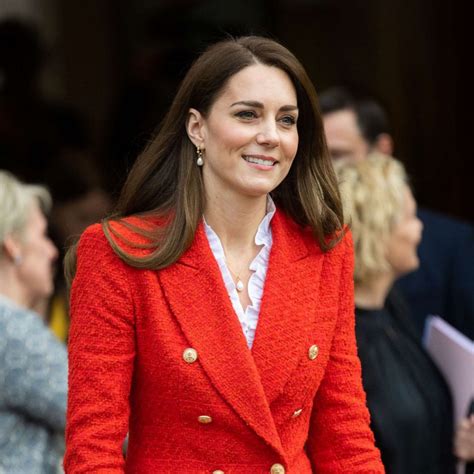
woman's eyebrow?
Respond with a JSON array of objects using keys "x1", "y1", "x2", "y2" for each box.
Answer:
[
  {"x1": 230, "y1": 100, "x2": 298, "y2": 111},
  {"x1": 280, "y1": 105, "x2": 298, "y2": 112},
  {"x1": 230, "y1": 100, "x2": 264, "y2": 108}
]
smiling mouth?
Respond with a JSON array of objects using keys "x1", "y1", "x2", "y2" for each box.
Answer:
[{"x1": 242, "y1": 155, "x2": 277, "y2": 166}]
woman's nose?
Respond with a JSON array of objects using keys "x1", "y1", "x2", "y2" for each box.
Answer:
[
  {"x1": 256, "y1": 121, "x2": 279, "y2": 147},
  {"x1": 416, "y1": 218, "x2": 424, "y2": 241},
  {"x1": 48, "y1": 240, "x2": 59, "y2": 262}
]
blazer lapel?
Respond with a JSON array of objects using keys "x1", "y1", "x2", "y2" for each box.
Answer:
[
  {"x1": 158, "y1": 222, "x2": 284, "y2": 456},
  {"x1": 251, "y1": 210, "x2": 326, "y2": 405}
]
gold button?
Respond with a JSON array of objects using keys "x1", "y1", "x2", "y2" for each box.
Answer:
[
  {"x1": 183, "y1": 348, "x2": 198, "y2": 363},
  {"x1": 308, "y1": 344, "x2": 319, "y2": 360},
  {"x1": 292, "y1": 408, "x2": 303, "y2": 418},
  {"x1": 198, "y1": 415, "x2": 213, "y2": 424},
  {"x1": 270, "y1": 463, "x2": 285, "y2": 474}
]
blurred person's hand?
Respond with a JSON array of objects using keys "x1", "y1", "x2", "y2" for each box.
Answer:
[{"x1": 454, "y1": 415, "x2": 474, "y2": 461}]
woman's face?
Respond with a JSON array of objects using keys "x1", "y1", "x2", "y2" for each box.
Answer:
[
  {"x1": 191, "y1": 63, "x2": 299, "y2": 200},
  {"x1": 386, "y1": 186, "x2": 423, "y2": 277},
  {"x1": 16, "y1": 202, "x2": 58, "y2": 304}
]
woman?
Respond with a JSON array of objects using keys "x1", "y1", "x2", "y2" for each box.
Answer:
[
  {"x1": 64, "y1": 36, "x2": 384, "y2": 473},
  {"x1": 0, "y1": 170, "x2": 67, "y2": 473},
  {"x1": 335, "y1": 153, "x2": 473, "y2": 473}
]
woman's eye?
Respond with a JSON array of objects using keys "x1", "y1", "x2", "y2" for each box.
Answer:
[
  {"x1": 235, "y1": 110, "x2": 257, "y2": 120},
  {"x1": 280, "y1": 115, "x2": 297, "y2": 126}
]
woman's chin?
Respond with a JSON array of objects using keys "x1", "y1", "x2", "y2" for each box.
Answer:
[{"x1": 397, "y1": 258, "x2": 420, "y2": 278}]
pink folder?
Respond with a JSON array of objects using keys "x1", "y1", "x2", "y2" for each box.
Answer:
[
  {"x1": 424, "y1": 316, "x2": 474, "y2": 474},
  {"x1": 424, "y1": 315, "x2": 474, "y2": 425}
]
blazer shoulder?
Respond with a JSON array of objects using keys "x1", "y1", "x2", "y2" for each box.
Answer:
[
  {"x1": 324, "y1": 225, "x2": 353, "y2": 260},
  {"x1": 77, "y1": 214, "x2": 162, "y2": 261},
  {"x1": 275, "y1": 210, "x2": 352, "y2": 262},
  {"x1": 77, "y1": 222, "x2": 112, "y2": 260},
  {"x1": 79, "y1": 222, "x2": 106, "y2": 244},
  {"x1": 340, "y1": 226, "x2": 354, "y2": 252},
  {"x1": 75, "y1": 221, "x2": 136, "y2": 278}
]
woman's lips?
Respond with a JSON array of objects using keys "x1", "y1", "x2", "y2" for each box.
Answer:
[{"x1": 242, "y1": 154, "x2": 277, "y2": 167}]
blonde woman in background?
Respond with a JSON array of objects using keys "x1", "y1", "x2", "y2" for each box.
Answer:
[
  {"x1": 335, "y1": 153, "x2": 474, "y2": 474},
  {"x1": 0, "y1": 170, "x2": 67, "y2": 474}
]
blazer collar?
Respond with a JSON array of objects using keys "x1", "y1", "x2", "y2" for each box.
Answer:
[
  {"x1": 177, "y1": 209, "x2": 309, "y2": 269},
  {"x1": 158, "y1": 209, "x2": 325, "y2": 457}
]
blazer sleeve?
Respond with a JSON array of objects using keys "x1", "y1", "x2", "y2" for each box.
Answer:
[
  {"x1": 306, "y1": 231, "x2": 384, "y2": 473},
  {"x1": 64, "y1": 224, "x2": 135, "y2": 473}
]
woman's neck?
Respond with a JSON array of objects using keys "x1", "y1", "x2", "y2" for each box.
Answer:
[
  {"x1": 0, "y1": 266, "x2": 31, "y2": 310},
  {"x1": 355, "y1": 272, "x2": 395, "y2": 310},
  {"x1": 204, "y1": 192, "x2": 268, "y2": 251},
  {"x1": 204, "y1": 191, "x2": 269, "y2": 312}
]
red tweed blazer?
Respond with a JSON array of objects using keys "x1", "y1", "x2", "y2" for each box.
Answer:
[{"x1": 64, "y1": 209, "x2": 384, "y2": 473}]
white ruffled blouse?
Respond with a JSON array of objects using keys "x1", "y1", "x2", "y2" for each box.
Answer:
[{"x1": 204, "y1": 198, "x2": 276, "y2": 349}]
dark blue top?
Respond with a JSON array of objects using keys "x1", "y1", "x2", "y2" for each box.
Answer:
[{"x1": 396, "y1": 208, "x2": 474, "y2": 340}]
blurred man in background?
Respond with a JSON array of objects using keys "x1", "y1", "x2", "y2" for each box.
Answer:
[{"x1": 320, "y1": 87, "x2": 474, "y2": 340}]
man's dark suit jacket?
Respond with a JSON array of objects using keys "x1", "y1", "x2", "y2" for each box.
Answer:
[{"x1": 396, "y1": 208, "x2": 474, "y2": 340}]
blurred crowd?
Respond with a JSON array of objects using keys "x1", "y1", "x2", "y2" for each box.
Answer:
[{"x1": 1, "y1": 16, "x2": 473, "y2": 474}]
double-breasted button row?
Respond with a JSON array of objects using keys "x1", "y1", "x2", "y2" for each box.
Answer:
[
  {"x1": 213, "y1": 463, "x2": 284, "y2": 473},
  {"x1": 308, "y1": 344, "x2": 319, "y2": 360},
  {"x1": 270, "y1": 463, "x2": 285, "y2": 474},
  {"x1": 183, "y1": 347, "x2": 213, "y2": 426},
  {"x1": 185, "y1": 345, "x2": 318, "y2": 362}
]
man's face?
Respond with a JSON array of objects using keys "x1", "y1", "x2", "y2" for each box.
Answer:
[{"x1": 323, "y1": 109, "x2": 370, "y2": 162}]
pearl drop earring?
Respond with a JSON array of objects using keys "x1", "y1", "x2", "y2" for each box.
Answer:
[{"x1": 196, "y1": 146, "x2": 204, "y2": 167}]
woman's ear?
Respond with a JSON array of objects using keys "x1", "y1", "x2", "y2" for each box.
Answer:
[
  {"x1": 2, "y1": 234, "x2": 22, "y2": 265},
  {"x1": 374, "y1": 133, "x2": 394, "y2": 155},
  {"x1": 186, "y1": 108, "x2": 206, "y2": 148}
]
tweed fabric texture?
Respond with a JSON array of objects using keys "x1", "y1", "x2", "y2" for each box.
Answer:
[{"x1": 64, "y1": 209, "x2": 384, "y2": 473}]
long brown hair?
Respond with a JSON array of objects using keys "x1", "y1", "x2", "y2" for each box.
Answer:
[{"x1": 65, "y1": 35, "x2": 344, "y2": 281}]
